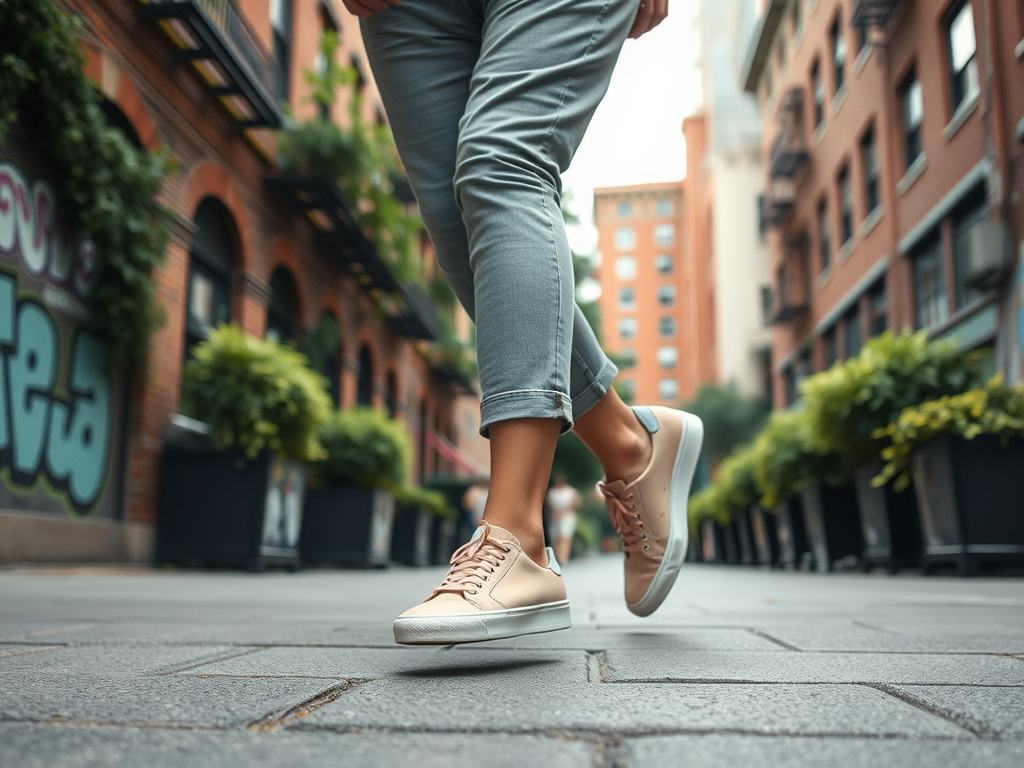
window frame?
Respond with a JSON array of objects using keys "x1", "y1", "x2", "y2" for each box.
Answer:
[
  {"x1": 838, "y1": 164, "x2": 853, "y2": 246},
  {"x1": 860, "y1": 125, "x2": 879, "y2": 216},
  {"x1": 945, "y1": 1, "x2": 979, "y2": 114},
  {"x1": 817, "y1": 196, "x2": 831, "y2": 273},
  {"x1": 912, "y1": 236, "x2": 949, "y2": 330},
  {"x1": 658, "y1": 317, "x2": 676, "y2": 338},
  {"x1": 900, "y1": 70, "x2": 924, "y2": 171},
  {"x1": 811, "y1": 59, "x2": 825, "y2": 128},
  {"x1": 656, "y1": 284, "x2": 676, "y2": 307},
  {"x1": 830, "y1": 13, "x2": 846, "y2": 94}
]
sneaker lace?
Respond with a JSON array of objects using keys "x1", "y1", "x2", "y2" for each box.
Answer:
[
  {"x1": 599, "y1": 484, "x2": 649, "y2": 554},
  {"x1": 430, "y1": 522, "x2": 511, "y2": 598}
]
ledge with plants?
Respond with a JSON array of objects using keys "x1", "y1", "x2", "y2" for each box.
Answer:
[{"x1": 0, "y1": 0, "x2": 173, "y2": 369}]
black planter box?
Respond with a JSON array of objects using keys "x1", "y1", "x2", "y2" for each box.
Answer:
[
  {"x1": 854, "y1": 460, "x2": 923, "y2": 573},
  {"x1": 429, "y1": 513, "x2": 459, "y2": 565},
  {"x1": 800, "y1": 483, "x2": 865, "y2": 572},
  {"x1": 301, "y1": 486, "x2": 394, "y2": 567},
  {"x1": 750, "y1": 505, "x2": 780, "y2": 567},
  {"x1": 700, "y1": 518, "x2": 726, "y2": 562},
  {"x1": 912, "y1": 434, "x2": 1024, "y2": 575},
  {"x1": 774, "y1": 497, "x2": 813, "y2": 570},
  {"x1": 390, "y1": 506, "x2": 434, "y2": 566},
  {"x1": 732, "y1": 507, "x2": 756, "y2": 565},
  {"x1": 156, "y1": 422, "x2": 305, "y2": 571}
]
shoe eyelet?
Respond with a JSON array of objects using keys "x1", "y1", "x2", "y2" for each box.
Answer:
[
  {"x1": 641, "y1": 534, "x2": 647, "y2": 540},
  {"x1": 643, "y1": 544, "x2": 650, "y2": 551}
]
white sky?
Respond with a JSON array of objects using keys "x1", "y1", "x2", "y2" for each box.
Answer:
[{"x1": 563, "y1": 0, "x2": 704, "y2": 257}]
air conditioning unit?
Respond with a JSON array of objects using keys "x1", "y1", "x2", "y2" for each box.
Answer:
[{"x1": 963, "y1": 219, "x2": 1010, "y2": 290}]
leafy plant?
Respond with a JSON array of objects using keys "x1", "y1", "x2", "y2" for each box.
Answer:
[
  {"x1": 182, "y1": 325, "x2": 333, "y2": 462},
  {"x1": 396, "y1": 484, "x2": 456, "y2": 519},
  {"x1": 752, "y1": 409, "x2": 848, "y2": 509},
  {"x1": 313, "y1": 407, "x2": 412, "y2": 492},
  {"x1": 681, "y1": 382, "x2": 770, "y2": 462},
  {"x1": 800, "y1": 330, "x2": 982, "y2": 465},
  {"x1": 716, "y1": 444, "x2": 761, "y2": 510},
  {"x1": 874, "y1": 376, "x2": 1024, "y2": 490},
  {"x1": 688, "y1": 481, "x2": 730, "y2": 529},
  {"x1": 0, "y1": 0, "x2": 172, "y2": 367}
]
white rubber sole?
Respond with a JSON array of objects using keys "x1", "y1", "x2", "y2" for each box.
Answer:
[
  {"x1": 393, "y1": 600, "x2": 571, "y2": 645},
  {"x1": 627, "y1": 410, "x2": 704, "y2": 617}
]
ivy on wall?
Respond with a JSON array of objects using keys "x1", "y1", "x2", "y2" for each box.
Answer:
[{"x1": 0, "y1": 0, "x2": 172, "y2": 368}]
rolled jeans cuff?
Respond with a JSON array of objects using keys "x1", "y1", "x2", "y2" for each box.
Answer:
[
  {"x1": 571, "y1": 358, "x2": 619, "y2": 420},
  {"x1": 479, "y1": 389, "x2": 574, "y2": 438}
]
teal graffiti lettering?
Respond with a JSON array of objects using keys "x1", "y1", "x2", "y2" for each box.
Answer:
[
  {"x1": 8, "y1": 302, "x2": 56, "y2": 474},
  {"x1": 46, "y1": 333, "x2": 111, "y2": 508},
  {"x1": 0, "y1": 274, "x2": 13, "y2": 450}
]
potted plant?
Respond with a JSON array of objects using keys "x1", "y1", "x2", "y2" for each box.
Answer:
[
  {"x1": 749, "y1": 504, "x2": 780, "y2": 568},
  {"x1": 874, "y1": 377, "x2": 1024, "y2": 575},
  {"x1": 801, "y1": 330, "x2": 982, "y2": 572},
  {"x1": 716, "y1": 446, "x2": 761, "y2": 565},
  {"x1": 391, "y1": 485, "x2": 455, "y2": 567},
  {"x1": 421, "y1": 475, "x2": 476, "y2": 564},
  {"x1": 158, "y1": 325, "x2": 332, "y2": 571},
  {"x1": 752, "y1": 409, "x2": 851, "y2": 571},
  {"x1": 301, "y1": 407, "x2": 412, "y2": 567}
]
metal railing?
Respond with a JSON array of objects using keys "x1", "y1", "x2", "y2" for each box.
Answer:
[
  {"x1": 851, "y1": 0, "x2": 904, "y2": 30},
  {"x1": 769, "y1": 88, "x2": 809, "y2": 180}
]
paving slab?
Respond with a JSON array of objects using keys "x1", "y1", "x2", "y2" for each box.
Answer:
[
  {"x1": 602, "y1": 649, "x2": 1024, "y2": 685},
  {"x1": 0, "y1": 673, "x2": 345, "y2": 727},
  {"x1": 476, "y1": 627, "x2": 784, "y2": 652},
  {"x1": 0, "y1": 643, "x2": 248, "y2": 676},
  {"x1": 755, "y1": 627, "x2": 1024, "y2": 653},
  {"x1": 295, "y1": 680, "x2": 969, "y2": 737},
  {"x1": 0, "y1": 724, "x2": 596, "y2": 768},
  {"x1": 0, "y1": 645, "x2": 63, "y2": 659},
  {"x1": 621, "y1": 735, "x2": 1024, "y2": 768},
  {"x1": 187, "y1": 646, "x2": 588, "y2": 683},
  {"x1": 889, "y1": 685, "x2": 1024, "y2": 739}
]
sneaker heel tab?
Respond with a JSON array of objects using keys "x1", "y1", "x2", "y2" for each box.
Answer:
[
  {"x1": 544, "y1": 546, "x2": 562, "y2": 576},
  {"x1": 631, "y1": 406, "x2": 659, "y2": 434}
]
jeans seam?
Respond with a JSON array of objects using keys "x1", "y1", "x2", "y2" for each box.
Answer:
[{"x1": 480, "y1": 388, "x2": 572, "y2": 406}]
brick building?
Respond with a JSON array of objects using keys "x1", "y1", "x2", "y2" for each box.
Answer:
[
  {"x1": 594, "y1": 181, "x2": 717, "y2": 405},
  {"x1": 743, "y1": 0, "x2": 1024, "y2": 407},
  {"x1": 0, "y1": 0, "x2": 486, "y2": 562}
]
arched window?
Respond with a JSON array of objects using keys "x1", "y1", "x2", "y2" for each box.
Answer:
[
  {"x1": 385, "y1": 370, "x2": 398, "y2": 417},
  {"x1": 184, "y1": 198, "x2": 235, "y2": 361},
  {"x1": 299, "y1": 312, "x2": 342, "y2": 406},
  {"x1": 356, "y1": 344, "x2": 374, "y2": 406},
  {"x1": 266, "y1": 267, "x2": 299, "y2": 342},
  {"x1": 100, "y1": 98, "x2": 143, "y2": 149}
]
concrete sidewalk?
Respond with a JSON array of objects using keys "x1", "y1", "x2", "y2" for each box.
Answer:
[{"x1": 1, "y1": 557, "x2": 1023, "y2": 767}]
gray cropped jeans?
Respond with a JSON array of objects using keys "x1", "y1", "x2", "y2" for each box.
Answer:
[{"x1": 361, "y1": 0, "x2": 636, "y2": 436}]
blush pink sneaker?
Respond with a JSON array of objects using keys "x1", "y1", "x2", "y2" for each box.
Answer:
[
  {"x1": 599, "y1": 406, "x2": 704, "y2": 617},
  {"x1": 393, "y1": 522, "x2": 570, "y2": 645}
]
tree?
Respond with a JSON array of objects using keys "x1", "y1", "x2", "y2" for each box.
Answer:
[{"x1": 681, "y1": 382, "x2": 771, "y2": 463}]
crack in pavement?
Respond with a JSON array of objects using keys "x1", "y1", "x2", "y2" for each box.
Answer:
[
  {"x1": 246, "y1": 680, "x2": 370, "y2": 733},
  {"x1": 861, "y1": 682, "x2": 1001, "y2": 739}
]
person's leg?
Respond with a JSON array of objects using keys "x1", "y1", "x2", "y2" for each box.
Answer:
[{"x1": 573, "y1": 387, "x2": 652, "y2": 484}]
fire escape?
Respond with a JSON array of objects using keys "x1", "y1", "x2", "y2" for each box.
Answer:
[
  {"x1": 766, "y1": 88, "x2": 809, "y2": 228},
  {"x1": 769, "y1": 234, "x2": 811, "y2": 326},
  {"x1": 851, "y1": 0, "x2": 905, "y2": 30}
]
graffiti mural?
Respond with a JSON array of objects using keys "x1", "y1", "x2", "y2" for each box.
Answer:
[{"x1": 0, "y1": 136, "x2": 126, "y2": 519}]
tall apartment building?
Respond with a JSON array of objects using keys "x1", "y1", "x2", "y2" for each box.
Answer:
[
  {"x1": 743, "y1": 0, "x2": 1024, "y2": 407},
  {"x1": 691, "y1": 0, "x2": 774, "y2": 399},
  {"x1": 0, "y1": 0, "x2": 485, "y2": 562},
  {"x1": 594, "y1": 181, "x2": 716, "y2": 405}
]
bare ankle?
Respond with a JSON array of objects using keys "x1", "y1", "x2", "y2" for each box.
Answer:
[{"x1": 602, "y1": 424, "x2": 652, "y2": 484}]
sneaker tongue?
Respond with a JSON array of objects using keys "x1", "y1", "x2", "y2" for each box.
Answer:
[
  {"x1": 478, "y1": 522, "x2": 521, "y2": 549},
  {"x1": 600, "y1": 479, "x2": 629, "y2": 496}
]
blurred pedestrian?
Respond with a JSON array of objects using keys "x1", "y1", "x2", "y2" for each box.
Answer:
[
  {"x1": 462, "y1": 476, "x2": 489, "y2": 529},
  {"x1": 546, "y1": 474, "x2": 581, "y2": 565},
  {"x1": 346, "y1": 0, "x2": 705, "y2": 645}
]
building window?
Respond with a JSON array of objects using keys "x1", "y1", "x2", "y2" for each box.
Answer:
[
  {"x1": 656, "y1": 199, "x2": 673, "y2": 217},
  {"x1": 615, "y1": 227, "x2": 635, "y2": 251},
  {"x1": 951, "y1": 190, "x2": 987, "y2": 310},
  {"x1": 617, "y1": 202, "x2": 633, "y2": 219},
  {"x1": 913, "y1": 237, "x2": 948, "y2": 329},
  {"x1": 357, "y1": 344, "x2": 374, "y2": 407},
  {"x1": 838, "y1": 165, "x2": 853, "y2": 246},
  {"x1": 760, "y1": 285, "x2": 773, "y2": 326},
  {"x1": 777, "y1": 39, "x2": 786, "y2": 71},
  {"x1": 655, "y1": 254, "x2": 673, "y2": 274},
  {"x1": 900, "y1": 71, "x2": 924, "y2": 170},
  {"x1": 811, "y1": 60, "x2": 825, "y2": 128},
  {"x1": 618, "y1": 317, "x2": 637, "y2": 339},
  {"x1": 657, "y1": 345, "x2": 678, "y2": 369},
  {"x1": 791, "y1": 0, "x2": 801, "y2": 36},
  {"x1": 830, "y1": 14, "x2": 846, "y2": 93},
  {"x1": 614, "y1": 256, "x2": 636, "y2": 280},
  {"x1": 658, "y1": 378, "x2": 679, "y2": 401},
  {"x1": 856, "y1": 21, "x2": 868, "y2": 54},
  {"x1": 654, "y1": 224, "x2": 675, "y2": 246},
  {"x1": 844, "y1": 305, "x2": 863, "y2": 359},
  {"x1": 867, "y1": 280, "x2": 887, "y2": 337},
  {"x1": 385, "y1": 370, "x2": 398, "y2": 417},
  {"x1": 657, "y1": 285, "x2": 676, "y2": 306},
  {"x1": 861, "y1": 126, "x2": 879, "y2": 216},
  {"x1": 818, "y1": 197, "x2": 831, "y2": 273},
  {"x1": 783, "y1": 365, "x2": 797, "y2": 406},
  {"x1": 185, "y1": 199, "x2": 235, "y2": 364},
  {"x1": 822, "y1": 326, "x2": 838, "y2": 369},
  {"x1": 270, "y1": 0, "x2": 293, "y2": 101},
  {"x1": 947, "y1": 2, "x2": 979, "y2": 113},
  {"x1": 618, "y1": 286, "x2": 636, "y2": 309},
  {"x1": 266, "y1": 267, "x2": 299, "y2": 343},
  {"x1": 659, "y1": 317, "x2": 676, "y2": 337}
]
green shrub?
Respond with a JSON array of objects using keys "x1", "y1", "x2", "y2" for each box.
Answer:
[
  {"x1": 314, "y1": 407, "x2": 411, "y2": 491},
  {"x1": 800, "y1": 330, "x2": 982, "y2": 465},
  {"x1": 716, "y1": 444, "x2": 760, "y2": 511},
  {"x1": 874, "y1": 376, "x2": 1024, "y2": 490},
  {"x1": 688, "y1": 481, "x2": 730, "y2": 529},
  {"x1": 752, "y1": 409, "x2": 848, "y2": 509},
  {"x1": 396, "y1": 484, "x2": 456, "y2": 519},
  {"x1": 276, "y1": 115, "x2": 363, "y2": 181},
  {"x1": 681, "y1": 382, "x2": 770, "y2": 462},
  {"x1": 182, "y1": 325, "x2": 332, "y2": 462}
]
